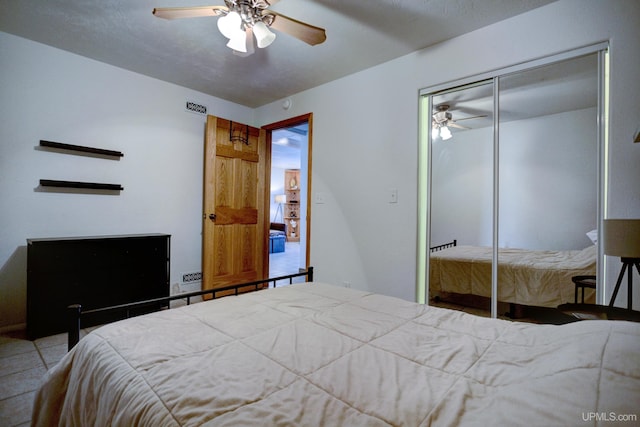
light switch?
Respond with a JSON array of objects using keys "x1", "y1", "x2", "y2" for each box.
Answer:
[
  {"x1": 389, "y1": 188, "x2": 398, "y2": 203},
  {"x1": 315, "y1": 192, "x2": 325, "y2": 204}
]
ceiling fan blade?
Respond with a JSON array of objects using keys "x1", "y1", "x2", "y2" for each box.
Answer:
[
  {"x1": 263, "y1": 11, "x2": 326, "y2": 46},
  {"x1": 448, "y1": 122, "x2": 470, "y2": 130},
  {"x1": 152, "y1": 5, "x2": 227, "y2": 20},
  {"x1": 454, "y1": 114, "x2": 488, "y2": 122}
]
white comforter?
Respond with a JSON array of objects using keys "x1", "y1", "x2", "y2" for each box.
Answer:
[
  {"x1": 33, "y1": 283, "x2": 639, "y2": 426},
  {"x1": 430, "y1": 245, "x2": 597, "y2": 306}
]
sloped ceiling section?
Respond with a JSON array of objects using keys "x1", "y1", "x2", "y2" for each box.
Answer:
[{"x1": 0, "y1": 0, "x2": 556, "y2": 107}]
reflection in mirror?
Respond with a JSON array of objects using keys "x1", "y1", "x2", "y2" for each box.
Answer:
[
  {"x1": 429, "y1": 81, "x2": 495, "y2": 314},
  {"x1": 428, "y1": 53, "x2": 600, "y2": 322},
  {"x1": 497, "y1": 54, "x2": 598, "y2": 319}
]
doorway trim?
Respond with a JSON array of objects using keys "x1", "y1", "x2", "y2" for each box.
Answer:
[{"x1": 262, "y1": 113, "x2": 313, "y2": 273}]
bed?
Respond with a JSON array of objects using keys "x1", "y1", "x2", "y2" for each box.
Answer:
[
  {"x1": 32, "y1": 275, "x2": 639, "y2": 426},
  {"x1": 430, "y1": 242, "x2": 597, "y2": 308}
]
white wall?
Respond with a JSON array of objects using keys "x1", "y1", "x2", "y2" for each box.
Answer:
[
  {"x1": 431, "y1": 125, "x2": 494, "y2": 249},
  {"x1": 255, "y1": 0, "x2": 640, "y2": 306},
  {"x1": 0, "y1": 32, "x2": 253, "y2": 330},
  {"x1": 499, "y1": 108, "x2": 598, "y2": 250},
  {"x1": 431, "y1": 108, "x2": 598, "y2": 251}
]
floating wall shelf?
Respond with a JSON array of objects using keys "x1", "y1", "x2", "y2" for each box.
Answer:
[
  {"x1": 40, "y1": 140, "x2": 124, "y2": 158},
  {"x1": 40, "y1": 179, "x2": 123, "y2": 191}
]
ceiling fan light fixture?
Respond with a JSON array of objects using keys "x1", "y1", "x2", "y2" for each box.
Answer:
[
  {"x1": 432, "y1": 127, "x2": 439, "y2": 139},
  {"x1": 217, "y1": 11, "x2": 242, "y2": 39},
  {"x1": 226, "y1": 31, "x2": 247, "y2": 52},
  {"x1": 154, "y1": 3, "x2": 327, "y2": 57},
  {"x1": 253, "y1": 21, "x2": 276, "y2": 48},
  {"x1": 440, "y1": 126, "x2": 452, "y2": 140}
]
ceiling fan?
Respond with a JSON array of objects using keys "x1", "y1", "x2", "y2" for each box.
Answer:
[
  {"x1": 153, "y1": 0, "x2": 327, "y2": 55},
  {"x1": 432, "y1": 105, "x2": 486, "y2": 140}
]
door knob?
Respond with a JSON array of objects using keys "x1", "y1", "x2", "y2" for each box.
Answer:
[{"x1": 208, "y1": 213, "x2": 216, "y2": 221}]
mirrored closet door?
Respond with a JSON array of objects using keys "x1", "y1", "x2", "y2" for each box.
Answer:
[
  {"x1": 428, "y1": 81, "x2": 495, "y2": 312},
  {"x1": 497, "y1": 55, "x2": 599, "y2": 315},
  {"x1": 421, "y1": 45, "x2": 607, "y2": 320}
]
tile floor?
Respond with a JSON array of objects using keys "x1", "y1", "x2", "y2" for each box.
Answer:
[
  {"x1": 0, "y1": 327, "x2": 98, "y2": 426},
  {"x1": 269, "y1": 241, "x2": 305, "y2": 286}
]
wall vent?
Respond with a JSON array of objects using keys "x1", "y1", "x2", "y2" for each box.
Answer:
[
  {"x1": 185, "y1": 101, "x2": 207, "y2": 115},
  {"x1": 181, "y1": 271, "x2": 202, "y2": 283}
]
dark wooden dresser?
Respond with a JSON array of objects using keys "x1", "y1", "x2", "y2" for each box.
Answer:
[{"x1": 27, "y1": 234, "x2": 170, "y2": 340}]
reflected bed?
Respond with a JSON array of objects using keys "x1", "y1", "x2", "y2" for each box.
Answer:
[{"x1": 430, "y1": 244, "x2": 597, "y2": 308}]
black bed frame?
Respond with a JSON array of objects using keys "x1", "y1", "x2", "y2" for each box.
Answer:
[
  {"x1": 67, "y1": 267, "x2": 314, "y2": 351},
  {"x1": 430, "y1": 239, "x2": 457, "y2": 253}
]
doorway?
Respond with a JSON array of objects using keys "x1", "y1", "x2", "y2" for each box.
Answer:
[
  {"x1": 264, "y1": 114, "x2": 312, "y2": 279},
  {"x1": 202, "y1": 116, "x2": 267, "y2": 292}
]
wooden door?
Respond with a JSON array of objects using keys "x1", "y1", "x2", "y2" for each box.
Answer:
[{"x1": 202, "y1": 115, "x2": 268, "y2": 292}]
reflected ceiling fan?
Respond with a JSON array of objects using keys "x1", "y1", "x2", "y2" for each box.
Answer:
[
  {"x1": 432, "y1": 105, "x2": 486, "y2": 140},
  {"x1": 153, "y1": 0, "x2": 326, "y2": 55}
]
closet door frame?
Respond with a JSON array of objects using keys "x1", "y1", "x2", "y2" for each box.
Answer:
[{"x1": 417, "y1": 42, "x2": 609, "y2": 313}]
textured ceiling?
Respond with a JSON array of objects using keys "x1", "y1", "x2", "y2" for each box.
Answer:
[
  {"x1": 0, "y1": 0, "x2": 556, "y2": 108},
  {"x1": 431, "y1": 53, "x2": 598, "y2": 132}
]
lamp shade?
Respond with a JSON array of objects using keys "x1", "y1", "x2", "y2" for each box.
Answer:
[
  {"x1": 603, "y1": 219, "x2": 640, "y2": 258},
  {"x1": 253, "y1": 21, "x2": 276, "y2": 48},
  {"x1": 226, "y1": 31, "x2": 247, "y2": 52},
  {"x1": 440, "y1": 126, "x2": 452, "y2": 141},
  {"x1": 217, "y1": 12, "x2": 242, "y2": 39},
  {"x1": 274, "y1": 194, "x2": 286, "y2": 204}
]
